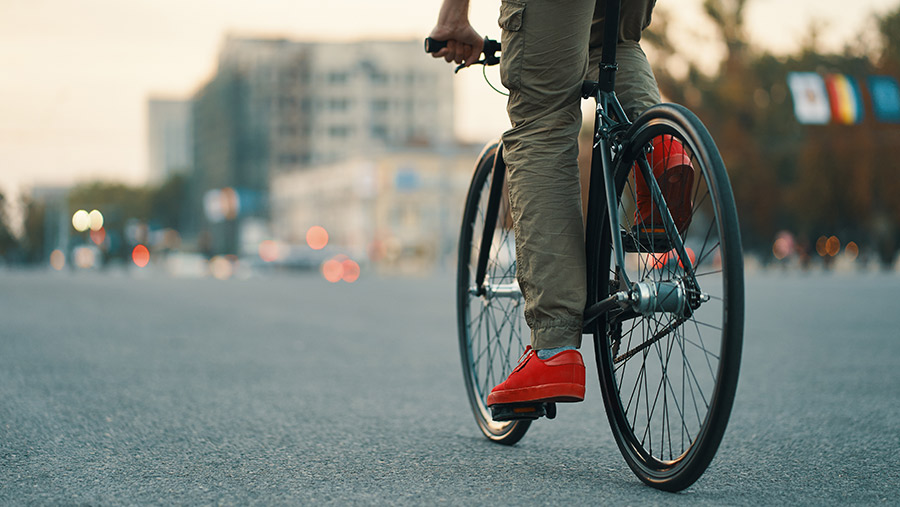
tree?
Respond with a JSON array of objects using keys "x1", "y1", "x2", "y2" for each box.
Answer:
[
  {"x1": 0, "y1": 192, "x2": 18, "y2": 261},
  {"x1": 19, "y1": 195, "x2": 46, "y2": 264},
  {"x1": 68, "y1": 182, "x2": 153, "y2": 261},
  {"x1": 643, "y1": 0, "x2": 900, "y2": 264},
  {"x1": 150, "y1": 173, "x2": 188, "y2": 230}
]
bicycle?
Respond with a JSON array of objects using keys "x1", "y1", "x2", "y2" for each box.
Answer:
[{"x1": 426, "y1": 0, "x2": 744, "y2": 492}]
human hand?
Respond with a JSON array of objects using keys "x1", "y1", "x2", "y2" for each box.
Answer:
[{"x1": 428, "y1": 0, "x2": 484, "y2": 67}]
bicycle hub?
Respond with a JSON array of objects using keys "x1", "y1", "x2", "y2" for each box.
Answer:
[{"x1": 630, "y1": 281, "x2": 687, "y2": 316}]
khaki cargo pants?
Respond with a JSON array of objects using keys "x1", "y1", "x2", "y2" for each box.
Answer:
[{"x1": 499, "y1": 0, "x2": 661, "y2": 350}]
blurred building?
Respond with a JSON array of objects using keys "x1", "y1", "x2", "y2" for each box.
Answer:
[
  {"x1": 271, "y1": 145, "x2": 481, "y2": 273},
  {"x1": 189, "y1": 36, "x2": 454, "y2": 255},
  {"x1": 147, "y1": 98, "x2": 193, "y2": 183},
  {"x1": 28, "y1": 186, "x2": 70, "y2": 262}
]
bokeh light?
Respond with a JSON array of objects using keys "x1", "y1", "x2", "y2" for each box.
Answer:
[
  {"x1": 322, "y1": 258, "x2": 343, "y2": 282},
  {"x1": 772, "y1": 232, "x2": 794, "y2": 260},
  {"x1": 341, "y1": 259, "x2": 360, "y2": 283},
  {"x1": 258, "y1": 240, "x2": 281, "y2": 263},
  {"x1": 49, "y1": 249, "x2": 65, "y2": 270},
  {"x1": 773, "y1": 239, "x2": 788, "y2": 260},
  {"x1": 221, "y1": 187, "x2": 239, "y2": 220},
  {"x1": 306, "y1": 226, "x2": 329, "y2": 250},
  {"x1": 90, "y1": 227, "x2": 106, "y2": 246},
  {"x1": 209, "y1": 256, "x2": 233, "y2": 280},
  {"x1": 74, "y1": 247, "x2": 96, "y2": 269},
  {"x1": 88, "y1": 209, "x2": 104, "y2": 231},
  {"x1": 132, "y1": 244, "x2": 150, "y2": 268},
  {"x1": 826, "y1": 236, "x2": 841, "y2": 257},
  {"x1": 845, "y1": 241, "x2": 859, "y2": 261},
  {"x1": 72, "y1": 210, "x2": 90, "y2": 232},
  {"x1": 816, "y1": 236, "x2": 828, "y2": 257}
]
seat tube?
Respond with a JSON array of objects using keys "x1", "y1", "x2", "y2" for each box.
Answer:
[
  {"x1": 598, "y1": 0, "x2": 621, "y2": 93},
  {"x1": 584, "y1": 112, "x2": 607, "y2": 309}
]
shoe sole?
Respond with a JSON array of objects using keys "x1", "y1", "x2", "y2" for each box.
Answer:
[{"x1": 486, "y1": 382, "x2": 585, "y2": 406}]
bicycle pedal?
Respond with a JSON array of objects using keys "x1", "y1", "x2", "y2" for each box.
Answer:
[
  {"x1": 622, "y1": 226, "x2": 674, "y2": 253},
  {"x1": 490, "y1": 402, "x2": 556, "y2": 421}
]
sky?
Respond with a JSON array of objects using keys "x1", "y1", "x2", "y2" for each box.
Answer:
[{"x1": 1, "y1": 0, "x2": 899, "y2": 199}]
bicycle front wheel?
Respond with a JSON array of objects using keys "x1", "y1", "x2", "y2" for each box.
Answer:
[
  {"x1": 595, "y1": 104, "x2": 744, "y2": 491},
  {"x1": 457, "y1": 142, "x2": 531, "y2": 445}
]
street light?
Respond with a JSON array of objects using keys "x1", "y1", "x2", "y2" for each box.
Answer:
[
  {"x1": 89, "y1": 210, "x2": 104, "y2": 231},
  {"x1": 72, "y1": 210, "x2": 90, "y2": 232}
]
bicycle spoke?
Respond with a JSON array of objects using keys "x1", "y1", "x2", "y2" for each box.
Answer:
[
  {"x1": 690, "y1": 320, "x2": 723, "y2": 331},
  {"x1": 595, "y1": 117, "x2": 742, "y2": 482},
  {"x1": 689, "y1": 314, "x2": 719, "y2": 381},
  {"x1": 682, "y1": 336, "x2": 721, "y2": 361}
]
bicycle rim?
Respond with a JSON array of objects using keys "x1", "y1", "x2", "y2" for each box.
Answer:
[
  {"x1": 594, "y1": 104, "x2": 744, "y2": 490},
  {"x1": 457, "y1": 142, "x2": 531, "y2": 445}
]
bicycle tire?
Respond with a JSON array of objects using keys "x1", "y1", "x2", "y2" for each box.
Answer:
[
  {"x1": 593, "y1": 103, "x2": 744, "y2": 491},
  {"x1": 457, "y1": 141, "x2": 531, "y2": 445}
]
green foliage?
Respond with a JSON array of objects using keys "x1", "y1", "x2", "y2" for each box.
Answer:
[
  {"x1": 0, "y1": 192, "x2": 18, "y2": 260},
  {"x1": 150, "y1": 173, "x2": 188, "y2": 230},
  {"x1": 68, "y1": 181, "x2": 152, "y2": 227},
  {"x1": 19, "y1": 196, "x2": 46, "y2": 263},
  {"x1": 878, "y1": 6, "x2": 900, "y2": 72},
  {"x1": 64, "y1": 174, "x2": 189, "y2": 261}
]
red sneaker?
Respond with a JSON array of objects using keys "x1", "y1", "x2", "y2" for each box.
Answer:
[
  {"x1": 486, "y1": 347, "x2": 585, "y2": 406},
  {"x1": 634, "y1": 136, "x2": 695, "y2": 233}
]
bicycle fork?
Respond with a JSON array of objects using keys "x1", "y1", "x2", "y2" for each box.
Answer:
[
  {"x1": 471, "y1": 114, "x2": 706, "y2": 331},
  {"x1": 582, "y1": 85, "x2": 705, "y2": 330}
]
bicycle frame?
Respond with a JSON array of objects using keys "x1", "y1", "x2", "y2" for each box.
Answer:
[{"x1": 471, "y1": 0, "x2": 699, "y2": 330}]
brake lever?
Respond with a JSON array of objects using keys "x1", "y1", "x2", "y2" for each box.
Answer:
[
  {"x1": 454, "y1": 61, "x2": 486, "y2": 73},
  {"x1": 454, "y1": 39, "x2": 501, "y2": 73}
]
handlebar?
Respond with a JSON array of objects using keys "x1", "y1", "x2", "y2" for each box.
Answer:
[
  {"x1": 424, "y1": 37, "x2": 501, "y2": 72},
  {"x1": 424, "y1": 38, "x2": 448, "y2": 53}
]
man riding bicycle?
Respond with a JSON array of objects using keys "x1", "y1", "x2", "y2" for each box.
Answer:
[{"x1": 429, "y1": 0, "x2": 694, "y2": 408}]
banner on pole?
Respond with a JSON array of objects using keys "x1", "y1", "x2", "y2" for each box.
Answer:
[
  {"x1": 867, "y1": 75, "x2": 900, "y2": 123},
  {"x1": 824, "y1": 74, "x2": 864, "y2": 124},
  {"x1": 787, "y1": 72, "x2": 831, "y2": 125}
]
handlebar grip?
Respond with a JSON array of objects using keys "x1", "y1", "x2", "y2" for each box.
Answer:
[{"x1": 424, "y1": 38, "x2": 448, "y2": 54}]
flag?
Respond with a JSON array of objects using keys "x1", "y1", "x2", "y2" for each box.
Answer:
[
  {"x1": 787, "y1": 72, "x2": 831, "y2": 125},
  {"x1": 867, "y1": 75, "x2": 900, "y2": 123},
  {"x1": 824, "y1": 74, "x2": 864, "y2": 124}
]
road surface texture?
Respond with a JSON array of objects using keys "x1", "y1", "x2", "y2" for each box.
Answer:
[{"x1": 1, "y1": 268, "x2": 898, "y2": 504}]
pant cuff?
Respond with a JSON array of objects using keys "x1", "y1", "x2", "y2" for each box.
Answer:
[{"x1": 531, "y1": 318, "x2": 583, "y2": 350}]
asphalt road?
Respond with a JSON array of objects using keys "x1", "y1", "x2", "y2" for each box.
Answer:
[{"x1": 1, "y1": 268, "x2": 898, "y2": 504}]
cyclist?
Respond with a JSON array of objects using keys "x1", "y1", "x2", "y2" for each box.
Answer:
[{"x1": 429, "y1": 0, "x2": 692, "y2": 407}]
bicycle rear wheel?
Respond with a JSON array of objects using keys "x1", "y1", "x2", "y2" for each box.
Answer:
[
  {"x1": 594, "y1": 104, "x2": 744, "y2": 490},
  {"x1": 457, "y1": 142, "x2": 531, "y2": 445}
]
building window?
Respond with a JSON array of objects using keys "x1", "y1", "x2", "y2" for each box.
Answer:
[
  {"x1": 328, "y1": 72, "x2": 348, "y2": 84},
  {"x1": 329, "y1": 126, "x2": 351, "y2": 138},
  {"x1": 279, "y1": 154, "x2": 300, "y2": 165},
  {"x1": 371, "y1": 99, "x2": 389, "y2": 113},
  {"x1": 329, "y1": 98, "x2": 350, "y2": 111},
  {"x1": 371, "y1": 125, "x2": 388, "y2": 140}
]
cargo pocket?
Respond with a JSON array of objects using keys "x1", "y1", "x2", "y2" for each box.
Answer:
[
  {"x1": 498, "y1": 0, "x2": 525, "y2": 90},
  {"x1": 498, "y1": 0, "x2": 525, "y2": 31}
]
